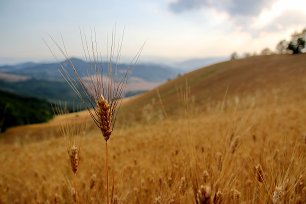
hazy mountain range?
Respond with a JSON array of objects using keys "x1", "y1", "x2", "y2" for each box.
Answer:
[
  {"x1": 0, "y1": 57, "x2": 226, "y2": 104},
  {"x1": 176, "y1": 57, "x2": 227, "y2": 71},
  {"x1": 0, "y1": 58, "x2": 179, "y2": 103},
  {"x1": 0, "y1": 58, "x2": 178, "y2": 82}
]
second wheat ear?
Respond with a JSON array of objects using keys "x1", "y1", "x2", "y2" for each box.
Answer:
[{"x1": 68, "y1": 145, "x2": 79, "y2": 175}]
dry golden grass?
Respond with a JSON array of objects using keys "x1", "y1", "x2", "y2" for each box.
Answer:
[
  {"x1": 1, "y1": 55, "x2": 306, "y2": 203},
  {"x1": 1, "y1": 93, "x2": 305, "y2": 203},
  {"x1": 120, "y1": 54, "x2": 306, "y2": 121}
]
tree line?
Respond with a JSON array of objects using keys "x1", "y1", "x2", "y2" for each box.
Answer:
[{"x1": 231, "y1": 28, "x2": 306, "y2": 60}]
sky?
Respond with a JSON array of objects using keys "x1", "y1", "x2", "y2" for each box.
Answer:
[{"x1": 0, "y1": 0, "x2": 306, "y2": 65}]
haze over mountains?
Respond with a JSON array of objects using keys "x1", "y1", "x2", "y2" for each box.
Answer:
[
  {"x1": 0, "y1": 58, "x2": 178, "y2": 82},
  {"x1": 175, "y1": 56, "x2": 227, "y2": 71},
  {"x1": 0, "y1": 56, "x2": 227, "y2": 101},
  {"x1": 0, "y1": 58, "x2": 181, "y2": 102}
]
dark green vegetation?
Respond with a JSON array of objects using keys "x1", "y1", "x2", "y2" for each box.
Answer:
[
  {"x1": 0, "y1": 78, "x2": 149, "y2": 105},
  {"x1": 0, "y1": 79, "x2": 78, "y2": 103},
  {"x1": 276, "y1": 28, "x2": 306, "y2": 55},
  {"x1": 288, "y1": 37, "x2": 306, "y2": 54},
  {"x1": 0, "y1": 90, "x2": 54, "y2": 132}
]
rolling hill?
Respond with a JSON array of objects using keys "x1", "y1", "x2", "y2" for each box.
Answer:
[{"x1": 120, "y1": 54, "x2": 306, "y2": 121}]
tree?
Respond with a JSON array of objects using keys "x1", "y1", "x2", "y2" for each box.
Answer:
[
  {"x1": 243, "y1": 52, "x2": 251, "y2": 58},
  {"x1": 276, "y1": 40, "x2": 288, "y2": 54},
  {"x1": 261, "y1": 48, "x2": 272, "y2": 55},
  {"x1": 287, "y1": 37, "x2": 305, "y2": 54},
  {"x1": 302, "y1": 28, "x2": 306, "y2": 36},
  {"x1": 298, "y1": 37, "x2": 306, "y2": 48},
  {"x1": 230, "y1": 52, "x2": 238, "y2": 60},
  {"x1": 286, "y1": 29, "x2": 306, "y2": 54}
]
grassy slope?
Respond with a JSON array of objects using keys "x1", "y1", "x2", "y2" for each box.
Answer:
[
  {"x1": 0, "y1": 54, "x2": 306, "y2": 203},
  {"x1": 120, "y1": 54, "x2": 306, "y2": 120}
]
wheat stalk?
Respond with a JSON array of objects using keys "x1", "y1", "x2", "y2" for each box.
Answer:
[
  {"x1": 52, "y1": 103, "x2": 86, "y2": 203},
  {"x1": 48, "y1": 28, "x2": 144, "y2": 204},
  {"x1": 52, "y1": 103, "x2": 84, "y2": 175}
]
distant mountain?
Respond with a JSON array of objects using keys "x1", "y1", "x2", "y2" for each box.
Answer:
[
  {"x1": 14, "y1": 62, "x2": 37, "y2": 69},
  {"x1": 0, "y1": 58, "x2": 180, "y2": 104},
  {"x1": 0, "y1": 62, "x2": 37, "y2": 72},
  {"x1": 0, "y1": 58, "x2": 179, "y2": 82},
  {"x1": 0, "y1": 65, "x2": 13, "y2": 72},
  {"x1": 176, "y1": 57, "x2": 227, "y2": 72}
]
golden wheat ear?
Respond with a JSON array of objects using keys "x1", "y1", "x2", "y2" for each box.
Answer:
[
  {"x1": 52, "y1": 102, "x2": 84, "y2": 175},
  {"x1": 96, "y1": 95, "x2": 112, "y2": 141},
  {"x1": 68, "y1": 145, "x2": 80, "y2": 175},
  {"x1": 255, "y1": 164, "x2": 264, "y2": 183}
]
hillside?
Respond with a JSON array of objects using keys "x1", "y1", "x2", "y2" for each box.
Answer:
[
  {"x1": 0, "y1": 78, "x2": 79, "y2": 103},
  {"x1": 0, "y1": 72, "x2": 29, "y2": 82},
  {"x1": 120, "y1": 54, "x2": 306, "y2": 120},
  {"x1": 0, "y1": 90, "x2": 54, "y2": 132}
]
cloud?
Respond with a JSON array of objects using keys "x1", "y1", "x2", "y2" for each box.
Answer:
[
  {"x1": 169, "y1": 0, "x2": 209, "y2": 13},
  {"x1": 168, "y1": 0, "x2": 306, "y2": 37},
  {"x1": 265, "y1": 10, "x2": 306, "y2": 31},
  {"x1": 169, "y1": 0, "x2": 276, "y2": 17}
]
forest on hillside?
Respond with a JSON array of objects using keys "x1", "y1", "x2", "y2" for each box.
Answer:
[{"x1": 0, "y1": 90, "x2": 54, "y2": 132}]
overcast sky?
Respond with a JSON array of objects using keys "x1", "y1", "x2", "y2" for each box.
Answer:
[{"x1": 0, "y1": 0, "x2": 306, "y2": 65}]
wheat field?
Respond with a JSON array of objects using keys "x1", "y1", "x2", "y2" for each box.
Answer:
[
  {"x1": 1, "y1": 55, "x2": 306, "y2": 203},
  {"x1": 0, "y1": 89, "x2": 305, "y2": 203}
]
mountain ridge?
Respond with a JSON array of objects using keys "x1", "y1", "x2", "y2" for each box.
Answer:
[{"x1": 0, "y1": 57, "x2": 179, "y2": 82}]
